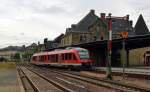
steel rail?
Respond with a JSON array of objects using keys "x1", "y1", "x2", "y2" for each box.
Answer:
[
  {"x1": 17, "y1": 66, "x2": 39, "y2": 92},
  {"x1": 53, "y1": 69, "x2": 150, "y2": 92},
  {"x1": 30, "y1": 66, "x2": 150, "y2": 92},
  {"x1": 22, "y1": 66, "x2": 76, "y2": 92}
]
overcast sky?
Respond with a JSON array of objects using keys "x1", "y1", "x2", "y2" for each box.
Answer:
[{"x1": 0, "y1": 0, "x2": 150, "y2": 48}]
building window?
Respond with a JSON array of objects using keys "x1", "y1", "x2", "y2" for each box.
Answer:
[
  {"x1": 80, "y1": 34, "x2": 87, "y2": 42},
  {"x1": 83, "y1": 35, "x2": 86, "y2": 42},
  {"x1": 101, "y1": 36, "x2": 103, "y2": 40},
  {"x1": 80, "y1": 35, "x2": 83, "y2": 42},
  {"x1": 93, "y1": 36, "x2": 97, "y2": 41}
]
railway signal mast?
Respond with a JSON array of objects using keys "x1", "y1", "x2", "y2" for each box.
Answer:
[
  {"x1": 120, "y1": 31, "x2": 128, "y2": 79},
  {"x1": 106, "y1": 13, "x2": 112, "y2": 80}
]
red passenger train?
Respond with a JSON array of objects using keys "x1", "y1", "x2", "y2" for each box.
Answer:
[{"x1": 31, "y1": 47, "x2": 92, "y2": 68}]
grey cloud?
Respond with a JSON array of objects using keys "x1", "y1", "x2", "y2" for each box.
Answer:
[
  {"x1": 20, "y1": 33, "x2": 25, "y2": 36},
  {"x1": 33, "y1": 6, "x2": 68, "y2": 15},
  {"x1": 12, "y1": 0, "x2": 69, "y2": 15},
  {"x1": 0, "y1": 0, "x2": 150, "y2": 48}
]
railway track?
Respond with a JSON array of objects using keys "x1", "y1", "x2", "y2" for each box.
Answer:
[
  {"x1": 24, "y1": 64, "x2": 150, "y2": 92},
  {"x1": 17, "y1": 67, "x2": 39, "y2": 92},
  {"x1": 19, "y1": 65, "x2": 115, "y2": 92},
  {"x1": 17, "y1": 65, "x2": 75, "y2": 92}
]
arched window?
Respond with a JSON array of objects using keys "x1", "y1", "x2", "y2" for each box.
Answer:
[
  {"x1": 83, "y1": 35, "x2": 86, "y2": 42},
  {"x1": 80, "y1": 35, "x2": 83, "y2": 42}
]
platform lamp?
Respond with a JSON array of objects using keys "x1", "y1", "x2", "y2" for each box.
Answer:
[{"x1": 106, "y1": 13, "x2": 112, "y2": 80}]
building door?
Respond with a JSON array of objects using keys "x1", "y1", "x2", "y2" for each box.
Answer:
[
  {"x1": 144, "y1": 51, "x2": 150, "y2": 66},
  {"x1": 112, "y1": 50, "x2": 121, "y2": 67},
  {"x1": 146, "y1": 56, "x2": 150, "y2": 66}
]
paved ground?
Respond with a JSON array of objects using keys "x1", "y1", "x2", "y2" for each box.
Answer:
[
  {"x1": 93, "y1": 67, "x2": 150, "y2": 75},
  {"x1": 81, "y1": 71, "x2": 150, "y2": 89}
]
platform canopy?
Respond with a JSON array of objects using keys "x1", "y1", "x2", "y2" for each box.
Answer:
[{"x1": 48, "y1": 34, "x2": 150, "y2": 51}]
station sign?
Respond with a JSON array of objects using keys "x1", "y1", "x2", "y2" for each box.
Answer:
[{"x1": 120, "y1": 31, "x2": 128, "y2": 38}]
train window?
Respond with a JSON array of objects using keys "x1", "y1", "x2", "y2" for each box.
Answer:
[
  {"x1": 63, "y1": 53, "x2": 72, "y2": 60},
  {"x1": 65, "y1": 53, "x2": 68, "y2": 60},
  {"x1": 44, "y1": 55, "x2": 46, "y2": 60},
  {"x1": 32, "y1": 57, "x2": 34, "y2": 61},
  {"x1": 40, "y1": 56, "x2": 42, "y2": 61},
  {"x1": 53, "y1": 55, "x2": 56, "y2": 62},
  {"x1": 32, "y1": 56, "x2": 37, "y2": 61},
  {"x1": 41, "y1": 56, "x2": 43, "y2": 61},
  {"x1": 55, "y1": 54, "x2": 58, "y2": 62},
  {"x1": 39, "y1": 56, "x2": 41, "y2": 61},
  {"x1": 68, "y1": 53, "x2": 72, "y2": 60},
  {"x1": 50, "y1": 54, "x2": 58, "y2": 62},
  {"x1": 62, "y1": 54, "x2": 65, "y2": 60},
  {"x1": 78, "y1": 49, "x2": 89, "y2": 59},
  {"x1": 63, "y1": 54, "x2": 65, "y2": 60},
  {"x1": 42, "y1": 56, "x2": 44, "y2": 61},
  {"x1": 48, "y1": 55, "x2": 51, "y2": 61},
  {"x1": 41, "y1": 56, "x2": 44, "y2": 61},
  {"x1": 43, "y1": 56, "x2": 44, "y2": 60},
  {"x1": 35, "y1": 56, "x2": 37, "y2": 61},
  {"x1": 40, "y1": 55, "x2": 45, "y2": 62},
  {"x1": 51, "y1": 55, "x2": 54, "y2": 62},
  {"x1": 72, "y1": 54, "x2": 77, "y2": 60}
]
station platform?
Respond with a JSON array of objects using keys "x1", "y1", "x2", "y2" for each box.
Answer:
[{"x1": 92, "y1": 67, "x2": 150, "y2": 75}]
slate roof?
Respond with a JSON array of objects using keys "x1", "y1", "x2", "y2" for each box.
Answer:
[
  {"x1": 54, "y1": 33, "x2": 64, "y2": 43},
  {"x1": 67, "y1": 10, "x2": 99, "y2": 33},
  {"x1": 134, "y1": 14, "x2": 149, "y2": 35}
]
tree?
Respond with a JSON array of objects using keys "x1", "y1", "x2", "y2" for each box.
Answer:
[{"x1": 13, "y1": 53, "x2": 21, "y2": 61}]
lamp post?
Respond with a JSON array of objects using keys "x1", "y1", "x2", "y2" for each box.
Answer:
[{"x1": 106, "y1": 13, "x2": 112, "y2": 80}]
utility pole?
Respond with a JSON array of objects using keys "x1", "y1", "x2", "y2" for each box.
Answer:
[{"x1": 106, "y1": 13, "x2": 112, "y2": 80}]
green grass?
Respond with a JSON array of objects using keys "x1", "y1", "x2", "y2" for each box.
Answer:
[{"x1": 0, "y1": 62, "x2": 16, "y2": 69}]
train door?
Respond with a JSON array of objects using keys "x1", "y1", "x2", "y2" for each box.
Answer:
[
  {"x1": 55, "y1": 54, "x2": 58, "y2": 62},
  {"x1": 48, "y1": 55, "x2": 51, "y2": 63},
  {"x1": 58, "y1": 54, "x2": 61, "y2": 64},
  {"x1": 51, "y1": 54, "x2": 58, "y2": 63},
  {"x1": 36, "y1": 56, "x2": 39, "y2": 63},
  {"x1": 46, "y1": 53, "x2": 48, "y2": 63}
]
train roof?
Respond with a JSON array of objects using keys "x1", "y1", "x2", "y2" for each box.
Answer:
[{"x1": 32, "y1": 47, "x2": 87, "y2": 56}]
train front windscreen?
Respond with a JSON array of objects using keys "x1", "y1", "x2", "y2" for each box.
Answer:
[{"x1": 77, "y1": 49, "x2": 89, "y2": 60}]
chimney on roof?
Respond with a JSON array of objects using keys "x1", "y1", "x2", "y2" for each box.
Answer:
[
  {"x1": 126, "y1": 15, "x2": 129, "y2": 20},
  {"x1": 66, "y1": 28, "x2": 71, "y2": 33},
  {"x1": 100, "y1": 13, "x2": 106, "y2": 19},
  {"x1": 107, "y1": 13, "x2": 112, "y2": 18},
  {"x1": 68, "y1": 28, "x2": 71, "y2": 31},
  {"x1": 71, "y1": 24, "x2": 76, "y2": 29},
  {"x1": 38, "y1": 41, "x2": 40, "y2": 45},
  {"x1": 66, "y1": 28, "x2": 69, "y2": 33},
  {"x1": 108, "y1": 13, "x2": 112, "y2": 17},
  {"x1": 44, "y1": 38, "x2": 48, "y2": 44},
  {"x1": 90, "y1": 9, "x2": 95, "y2": 14},
  {"x1": 129, "y1": 21, "x2": 133, "y2": 26}
]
